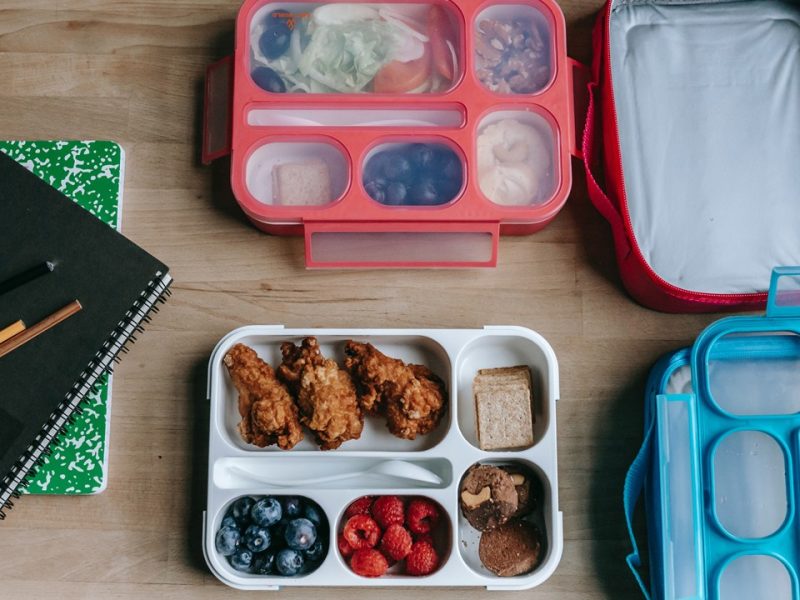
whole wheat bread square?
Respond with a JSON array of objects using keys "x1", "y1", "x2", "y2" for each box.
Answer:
[
  {"x1": 475, "y1": 386, "x2": 534, "y2": 450},
  {"x1": 474, "y1": 376, "x2": 529, "y2": 395},
  {"x1": 272, "y1": 159, "x2": 332, "y2": 206},
  {"x1": 475, "y1": 366, "x2": 531, "y2": 389},
  {"x1": 477, "y1": 365, "x2": 531, "y2": 378}
]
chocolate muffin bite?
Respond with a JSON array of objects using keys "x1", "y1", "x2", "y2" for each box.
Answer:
[
  {"x1": 459, "y1": 465, "x2": 518, "y2": 531},
  {"x1": 500, "y1": 465, "x2": 537, "y2": 517},
  {"x1": 478, "y1": 520, "x2": 542, "y2": 577}
]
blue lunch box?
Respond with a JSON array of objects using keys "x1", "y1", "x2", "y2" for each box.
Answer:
[{"x1": 625, "y1": 267, "x2": 800, "y2": 599}]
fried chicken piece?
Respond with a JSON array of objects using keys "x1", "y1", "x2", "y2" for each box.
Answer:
[
  {"x1": 278, "y1": 337, "x2": 363, "y2": 450},
  {"x1": 223, "y1": 343, "x2": 303, "y2": 450},
  {"x1": 343, "y1": 341, "x2": 447, "y2": 440}
]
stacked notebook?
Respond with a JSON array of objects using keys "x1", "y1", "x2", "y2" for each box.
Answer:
[
  {"x1": 0, "y1": 141, "x2": 124, "y2": 495},
  {"x1": 0, "y1": 141, "x2": 171, "y2": 516}
]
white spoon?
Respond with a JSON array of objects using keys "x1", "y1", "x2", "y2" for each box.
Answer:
[{"x1": 230, "y1": 459, "x2": 442, "y2": 488}]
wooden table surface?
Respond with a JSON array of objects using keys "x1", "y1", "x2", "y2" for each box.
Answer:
[{"x1": 0, "y1": 1, "x2": 724, "y2": 598}]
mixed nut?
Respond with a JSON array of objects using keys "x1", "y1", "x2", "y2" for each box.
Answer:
[{"x1": 475, "y1": 18, "x2": 551, "y2": 94}]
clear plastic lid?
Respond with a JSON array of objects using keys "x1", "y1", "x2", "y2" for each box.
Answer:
[
  {"x1": 476, "y1": 110, "x2": 557, "y2": 207},
  {"x1": 361, "y1": 141, "x2": 464, "y2": 207},
  {"x1": 473, "y1": 3, "x2": 554, "y2": 96},
  {"x1": 248, "y1": 2, "x2": 462, "y2": 95},
  {"x1": 246, "y1": 140, "x2": 350, "y2": 207}
]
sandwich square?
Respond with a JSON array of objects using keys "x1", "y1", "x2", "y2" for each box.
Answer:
[
  {"x1": 272, "y1": 159, "x2": 332, "y2": 206},
  {"x1": 475, "y1": 384, "x2": 534, "y2": 450}
]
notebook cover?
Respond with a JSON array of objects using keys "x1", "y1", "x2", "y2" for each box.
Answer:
[
  {"x1": 0, "y1": 141, "x2": 123, "y2": 495},
  {"x1": 0, "y1": 146, "x2": 169, "y2": 509}
]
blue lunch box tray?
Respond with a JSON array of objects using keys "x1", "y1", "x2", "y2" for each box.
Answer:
[{"x1": 626, "y1": 267, "x2": 800, "y2": 599}]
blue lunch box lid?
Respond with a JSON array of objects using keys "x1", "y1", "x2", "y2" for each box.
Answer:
[{"x1": 627, "y1": 267, "x2": 800, "y2": 600}]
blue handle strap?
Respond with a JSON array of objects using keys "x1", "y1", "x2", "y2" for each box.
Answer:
[{"x1": 624, "y1": 417, "x2": 655, "y2": 600}]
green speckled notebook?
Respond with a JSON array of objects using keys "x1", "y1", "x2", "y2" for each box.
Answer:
[{"x1": 0, "y1": 141, "x2": 124, "y2": 495}]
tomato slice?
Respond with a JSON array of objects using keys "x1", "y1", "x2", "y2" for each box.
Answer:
[
  {"x1": 428, "y1": 5, "x2": 454, "y2": 81},
  {"x1": 373, "y1": 46, "x2": 432, "y2": 93}
]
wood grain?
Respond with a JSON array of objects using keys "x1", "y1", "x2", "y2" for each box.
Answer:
[{"x1": 0, "y1": 1, "x2": 722, "y2": 597}]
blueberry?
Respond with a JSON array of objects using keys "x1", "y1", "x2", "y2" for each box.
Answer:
[
  {"x1": 276, "y1": 548, "x2": 305, "y2": 576},
  {"x1": 221, "y1": 515, "x2": 238, "y2": 530},
  {"x1": 284, "y1": 517, "x2": 317, "y2": 550},
  {"x1": 364, "y1": 153, "x2": 389, "y2": 180},
  {"x1": 364, "y1": 178, "x2": 387, "y2": 203},
  {"x1": 282, "y1": 497, "x2": 303, "y2": 519},
  {"x1": 365, "y1": 175, "x2": 388, "y2": 188},
  {"x1": 253, "y1": 551, "x2": 276, "y2": 575},
  {"x1": 303, "y1": 539, "x2": 325, "y2": 563},
  {"x1": 271, "y1": 517, "x2": 290, "y2": 548},
  {"x1": 435, "y1": 148, "x2": 463, "y2": 182},
  {"x1": 259, "y1": 22, "x2": 292, "y2": 59},
  {"x1": 251, "y1": 497, "x2": 282, "y2": 527},
  {"x1": 230, "y1": 548, "x2": 254, "y2": 572},
  {"x1": 244, "y1": 524, "x2": 272, "y2": 553},
  {"x1": 409, "y1": 143, "x2": 436, "y2": 171},
  {"x1": 303, "y1": 503, "x2": 324, "y2": 527},
  {"x1": 251, "y1": 67, "x2": 287, "y2": 93},
  {"x1": 410, "y1": 178, "x2": 442, "y2": 205},
  {"x1": 382, "y1": 153, "x2": 413, "y2": 182},
  {"x1": 385, "y1": 181, "x2": 408, "y2": 205},
  {"x1": 435, "y1": 173, "x2": 463, "y2": 202},
  {"x1": 230, "y1": 496, "x2": 255, "y2": 525},
  {"x1": 215, "y1": 525, "x2": 241, "y2": 556}
]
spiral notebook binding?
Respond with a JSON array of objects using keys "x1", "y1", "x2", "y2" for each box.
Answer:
[{"x1": 0, "y1": 272, "x2": 172, "y2": 519}]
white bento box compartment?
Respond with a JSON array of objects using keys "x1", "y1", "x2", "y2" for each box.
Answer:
[{"x1": 204, "y1": 325, "x2": 562, "y2": 590}]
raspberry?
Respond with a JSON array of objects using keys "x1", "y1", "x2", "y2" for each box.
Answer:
[
  {"x1": 350, "y1": 548, "x2": 389, "y2": 578},
  {"x1": 405, "y1": 541, "x2": 440, "y2": 576},
  {"x1": 338, "y1": 534, "x2": 354, "y2": 558},
  {"x1": 371, "y1": 495, "x2": 405, "y2": 529},
  {"x1": 344, "y1": 496, "x2": 375, "y2": 519},
  {"x1": 414, "y1": 532, "x2": 434, "y2": 546},
  {"x1": 406, "y1": 498, "x2": 441, "y2": 534},
  {"x1": 380, "y1": 524, "x2": 413, "y2": 561},
  {"x1": 342, "y1": 515, "x2": 381, "y2": 550}
]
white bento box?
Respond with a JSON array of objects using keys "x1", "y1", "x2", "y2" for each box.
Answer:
[{"x1": 203, "y1": 325, "x2": 562, "y2": 590}]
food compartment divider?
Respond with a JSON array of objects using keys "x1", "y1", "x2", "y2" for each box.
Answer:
[
  {"x1": 204, "y1": 326, "x2": 561, "y2": 589},
  {"x1": 235, "y1": 127, "x2": 475, "y2": 218},
  {"x1": 655, "y1": 393, "x2": 704, "y2": 599},
  {"x1": 246, "y1": 1, "x2": 469, "y2": 97},
  {"x1": 206, "y1": 487, "x2": 460, "y2": 588},
  {"x1": 246, "y1": 105, "x2": 467, "y2": 127},
  {"x1": 473, "y1": 107, "x2": 561, "y2": 208},
  {"x1": 212, "y1": 331, "x2": 453, "y2": 452}
]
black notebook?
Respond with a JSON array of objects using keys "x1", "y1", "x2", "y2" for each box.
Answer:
[{"x1": 0, "y1": 150, "x2": 171, "y2": 517}]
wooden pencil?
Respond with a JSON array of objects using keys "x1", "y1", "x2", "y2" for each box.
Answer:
[
  {"x1": 0, "y1": 300, "x2": 82, "y2": 359},
  {"x1": 0, "y1": 320, "x2": 25, "y2": 344}
]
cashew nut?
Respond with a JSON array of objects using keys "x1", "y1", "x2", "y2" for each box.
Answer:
[{"x1": 461, "y1": 486, "x2": 492, "y2": 508}]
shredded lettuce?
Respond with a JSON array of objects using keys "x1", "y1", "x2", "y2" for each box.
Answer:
[{"x1": 298, "y1": 20, "x2": 397, "y2": 93}]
